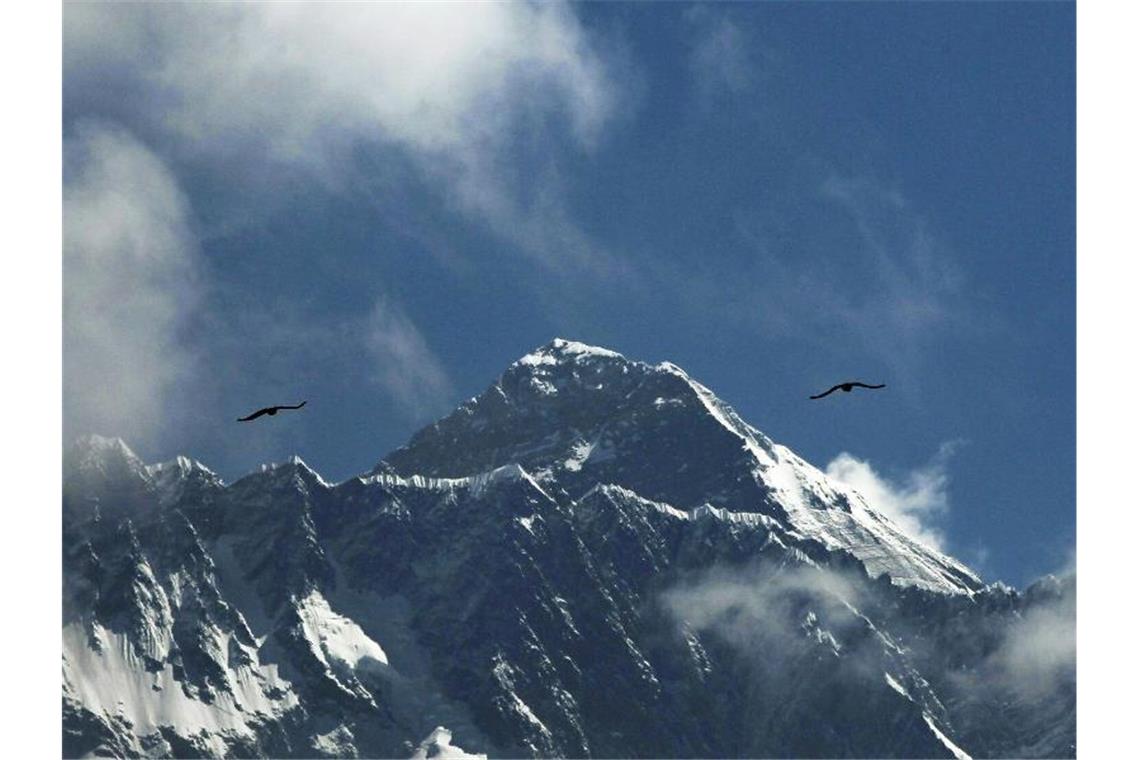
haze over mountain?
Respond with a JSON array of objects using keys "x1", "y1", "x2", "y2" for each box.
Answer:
[{"x1": 62, "y1": 341, "x2": 1075, "y2": 758}]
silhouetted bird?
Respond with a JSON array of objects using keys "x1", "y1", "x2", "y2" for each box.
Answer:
[
  {"x1": 809, "y1": 382, "x2": 885, "y2": 400},
  {"x1": 237, "y1": 401, "x2": 307, "y2": 422}
]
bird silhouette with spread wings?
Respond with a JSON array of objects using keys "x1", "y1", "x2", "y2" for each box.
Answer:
[
  {"x1": 809, "y1": 382, "x2": 885, "y2": 400},
  {"x1": 237, "y1": 401, "x2": 307, "y2": 422}
]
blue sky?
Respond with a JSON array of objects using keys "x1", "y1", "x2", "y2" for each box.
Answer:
[{"x1": 62, "y1": 2, "x2": 1074, "y2": 587}]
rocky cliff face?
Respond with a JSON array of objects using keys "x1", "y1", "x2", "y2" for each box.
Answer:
[{"x1": 62, "y1": 340, "x2": 1075, "y2": 758}]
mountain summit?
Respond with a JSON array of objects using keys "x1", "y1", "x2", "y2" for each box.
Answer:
[
  {"x1": 381, "y1": 338, "x2": 980, "y2": 595},
  {"x1": 62, "y1": 341, "x2": 1073, "y2": 758}
]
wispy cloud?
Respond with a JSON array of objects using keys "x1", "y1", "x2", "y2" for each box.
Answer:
[
  {"x1": 664, "y1": 559, "x2": 1074, "y2": 751},
  {"x1": 63, "y1": 122, "x2": 202, "y2": 451},
  {"x1": 658, "y1": 562, "x2": 921, "y2": 724},
  {"x1": 702, "y1": 173, "x2": 971, "y2": 384},
  {"x1": 950, "y1": 572, "x2": 1075, "y2": 701},
  {"x1": 825, "y1": 442, "x2": 961, "y2": 551},
  {"x1": 64, "y1": 2, "x2": 621, "y2": 273},
  {"x1": 662, "y1": 563, "x2": 865, "y2": 654},
  {"x1": 201, "y1": 294, "x2": 454, "y2": 418},
  {"x1": 364, "y1": 300, "x2": 454, "y2": 421},
  {"x1": 992, "y1": 590, "x2": 1075, "y2": 698},
  {"x1": 662, "y1": 560, "x2": 1073, "y2": 755},
  {"x1": 182, "y1": 296, "x2": 455, "y2": 469},
  {"x1": 818, "y1": 175, "x2": 968, "y2": 380}
]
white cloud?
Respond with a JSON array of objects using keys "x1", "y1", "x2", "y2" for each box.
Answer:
[
  {"x1": 825, "y1": 442, "x2": 960, "y2": 551},
  {"x1": 663, "y1": 563, "x2": 863, "y2": 649},
  {"x1": 665, "y1": 563, "x2": 1075, "y2": 728},
  {"x1": 659, "y1": 564, "x2": 889, "y2": 690},
  {"x1": 63, "y1": 122, "x2": 201, "y2": 450},
  {"x1": 364, "y1": 300, "x2": 454, "y2": 421},
  {"x1": 819, "y1": 175, "x2": 969, "y2": 380},
  {"x1": 64, "y1": 1, "x2": 620, "y2": 271},
  {"x1": 60, "y1": 121, "x2": 457, "y2": 451},
  {"x1": 994, "y1": 594, "x2": 1076, "y2": 697},
  {"x1": 949, "y1": 573, "x2": 1075, "y2": 701},
  {"x1": 64, "y1": 3, "x2": 613, "y2": 448},
  {"x1": 65, "y1": 3, "x2": 614, "y2": 151},
  {"x1": 671, "y1": 174, "x2": 973, "y2": 383}
]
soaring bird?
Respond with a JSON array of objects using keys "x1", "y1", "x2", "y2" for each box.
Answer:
[
  {"x1": 237, "y1": 401, "x2": 307, "y2": 422},
  {"x1": 809, "y1": 382, "x2": 885, "y2": 400}
]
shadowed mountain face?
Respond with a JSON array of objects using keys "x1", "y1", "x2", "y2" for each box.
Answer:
[{"x1": 62, "y1": 340, "x2": 1075, "y2": 758}]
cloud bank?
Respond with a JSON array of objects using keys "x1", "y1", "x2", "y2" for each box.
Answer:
[
  {"x1": 993, "y1": 586, "x2": 1076, "y2": 698},
  {"x1": 64, "y1": 1, "x2": 619, "y2": 271},
  {"x1": 63, "y1": 123, "x2": 202, "y2": 451},
  {"x1": 63, "y1": 3, "x2": 623, "y2": 450}
]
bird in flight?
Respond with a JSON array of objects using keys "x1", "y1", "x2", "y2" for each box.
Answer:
[
  {"x1": 809, "y1": 382, "x2": 886, "y2": 400},
  {"x1": 237, "y1": 401, "x2": 307, "y2": 422}
]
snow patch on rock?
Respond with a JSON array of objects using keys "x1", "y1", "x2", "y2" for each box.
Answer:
[
  {"x1": 410, "y1": 726, "x2": 487, "y2": 760},
  {"x1": 297, "y1": 590, "x2": 389, "y2": 672}
]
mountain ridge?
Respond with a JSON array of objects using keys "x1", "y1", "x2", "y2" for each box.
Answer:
[{"x1": 378, "y1": 338, "x2": 980, "y2": 596}]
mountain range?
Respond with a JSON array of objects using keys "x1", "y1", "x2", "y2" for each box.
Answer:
[{"x1": 62, "y1": 339, "x2": 1075, "y2": 758}]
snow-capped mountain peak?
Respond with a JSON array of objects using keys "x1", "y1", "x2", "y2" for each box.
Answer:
[
  {"x1": 66, "y1": 434, "x2": 146, "y2": 479},
  {"x1": 515, "y1": 337, "x2": 626, "y2": 367},
  {"x1": 252, "y1": 454, "x2": 332, "y2": 488},
  {"x1": 145, "y1": 454, "x2": 216, "y2": 480},
  {"x1": 380, "y1": 340, "x2": 979, "y2": 595}
]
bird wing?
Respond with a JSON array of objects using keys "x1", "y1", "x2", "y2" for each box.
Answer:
[
  {"x1": 237, "y1": 407, "x2": 271, "y2": 421},
  {"x1": 279, "y1": 401, "x2": 307, "y2": 410},
  {"x1": 809, "y1": 384, "x2": 842, "y2": 399},
  {"x1": 850, "y1": 382, "x2": 886, "y2": 390}
]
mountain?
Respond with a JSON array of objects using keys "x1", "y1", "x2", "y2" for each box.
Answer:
[{"x1": 62, "y1": 340, "x2": 1075, "y2": 758}]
